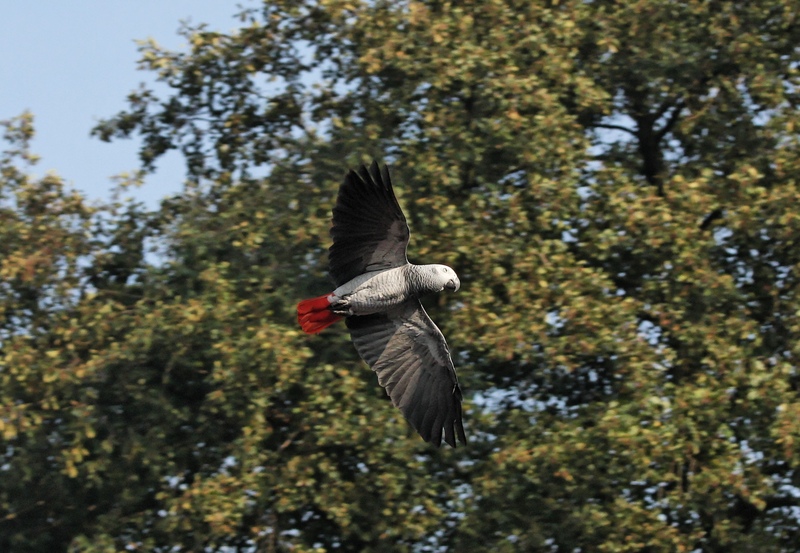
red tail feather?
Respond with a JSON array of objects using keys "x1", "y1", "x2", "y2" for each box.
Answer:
[{"x1": 297, "y1": 294, "x2": 343, "y2": 334}]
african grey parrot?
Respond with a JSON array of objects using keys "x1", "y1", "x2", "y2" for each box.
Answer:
[{"x1": 297, "y1": 162, "x2": 466, "y2": 447}]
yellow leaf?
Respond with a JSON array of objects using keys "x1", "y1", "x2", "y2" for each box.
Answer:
[
  {"x1": 746, "y1": 166, "x2": 760, "y2": 179},
  {"x1": 2, "y1": 424, "x2": 16, "y2": 440}
]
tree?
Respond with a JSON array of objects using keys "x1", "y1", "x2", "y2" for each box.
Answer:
[{"x1": 3, "y1": 0, "x2": 800, "y2": 551}]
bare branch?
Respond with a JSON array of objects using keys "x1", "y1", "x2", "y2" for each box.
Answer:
[
  {"x1": 656, "y1": 99, "x2": 686, "y2": 141},
  {"x1": 594, "y1": 123, "x2": 637, "y2": 137}
]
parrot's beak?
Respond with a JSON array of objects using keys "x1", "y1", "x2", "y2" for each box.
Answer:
[{"x1": 445, "y1": 278, "x2": 460, "y2": 292}]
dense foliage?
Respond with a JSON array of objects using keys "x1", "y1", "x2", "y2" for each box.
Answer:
[{"x1": 2, "y1": 1, "x2": 799, "y2": 551}]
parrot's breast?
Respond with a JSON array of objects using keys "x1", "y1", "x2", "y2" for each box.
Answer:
[{"x1": 332, "y1": 266, "x2": 412, "y2": 315}]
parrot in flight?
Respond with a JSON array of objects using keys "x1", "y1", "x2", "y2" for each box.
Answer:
[{"x1": 297, "y1": 162, "x2": 466, "y2": 447}]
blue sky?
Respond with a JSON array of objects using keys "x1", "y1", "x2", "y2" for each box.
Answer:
[{"x1": 1, "y1": 1, "x2": 248, "y2": 207}]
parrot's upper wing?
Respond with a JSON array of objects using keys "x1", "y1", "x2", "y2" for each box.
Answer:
[
  {"x1": 329, "y1": 161, "x2": 410, "y2": 286},
  {"x1": 346, "y1": 300, "x2": 466, "y2": 447}
]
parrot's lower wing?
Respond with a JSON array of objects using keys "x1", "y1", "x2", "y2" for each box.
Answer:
[{"x1": 346, "y1": 300, "x2": 466, "y2": 447}]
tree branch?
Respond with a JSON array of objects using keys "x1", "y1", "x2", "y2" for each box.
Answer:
[
  {"x1": 594, "y1": 122, "x2": 637, "y2": 137},
  {"x1": 656, "y1": 99, "x2": 686, "y2": 141}
]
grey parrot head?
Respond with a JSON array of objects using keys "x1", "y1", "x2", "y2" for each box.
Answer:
[{"x1": 431, "y1": 264, "x2": 460, "y2": 293}]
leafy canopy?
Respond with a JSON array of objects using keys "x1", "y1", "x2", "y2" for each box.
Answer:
[{"x1": 2, "y1": 1, "x2": 800, "y2": 551}]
